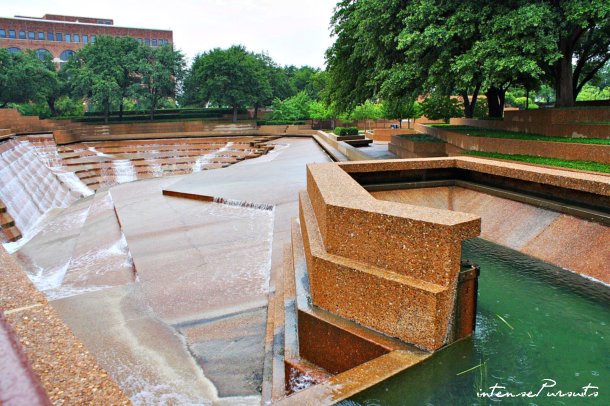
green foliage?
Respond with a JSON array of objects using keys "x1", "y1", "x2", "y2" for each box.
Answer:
[
  {"x1": 349, "y1": 100, "x2": 382, "y2": 121},
  {"x1": 0, "y1": 48, "x2": 59, "y2": 109},
  {"x1": 138, "y1": 45, "x2": 185, "y2": 119},
  {"x1": 421, "y1": 95, "x2": 462, "y2": 123},
  {"x1": 513, "y1": 97, "x2": 539, "y2": 110},
  {"x1": 575, "y1": 84, "x2": 610, "y2": 101},
  {"x1": 17, "y1": 96, "x2": 84, "y2": 119},
  {"x1": 333, "y1": 127, "x2": 359, "y2": 136},
  {"x1": 270, "y1": 91, "x2": 311, "y2": 121},
  {"x1": 326, "y1": 0, "x2": 610, "y2": 115},
  {"x1": 307, "y1": 100, "x2": 334, "y2": 121},
  {"x1": 465, "y1": 151, "x2": 610, "y2": 174},
  {"x1": 381, "y1": 97, "x2": 422, "y2": 128},
  {"x1": 473, "y1": 98, "x2": 488, "y2": 118},
  {"x1": 188, "y1": 45, "x2": 270, "y2": 122}
]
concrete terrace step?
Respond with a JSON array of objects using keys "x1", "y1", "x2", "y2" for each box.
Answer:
[{"x1": 0, "y1": 212, "x2": 15, "y2": 228}]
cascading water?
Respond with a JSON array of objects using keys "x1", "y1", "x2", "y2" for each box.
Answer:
[
  {"x1": 0, "y1": 140, "x2": 93, "y2": 243},
  {"x1": 192, "y1": 142, "x2": 234, "y2": 172}
]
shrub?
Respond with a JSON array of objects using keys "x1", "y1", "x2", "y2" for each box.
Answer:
[{"x1": 334, "y1": 126, "x2": 359, "y2": 136}]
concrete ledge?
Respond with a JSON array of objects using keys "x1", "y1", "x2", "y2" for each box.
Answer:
[
  {"x1": 372, "y1": 128, "x2": 417, "y2": 142},
  {"x1": 389, "y1": 134, "x2": 447, "y2": 158},
  {"x1": 339, "y1": 157, "x2": 610, "y2": 197},
  {"x1": 299, "y1": 177, "x2": 477, "y2": 350},
  {"x1": 452, "y1": 115, "x2": 610, "y2": 139},
  {"x1": 417, "y1": 124, "x2": 610, "y2": 164}
]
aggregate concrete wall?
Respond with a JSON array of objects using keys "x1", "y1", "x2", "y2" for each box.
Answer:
[
  {"x1": 417, "y1": 124, "x2": 610, "y2": 164},
  {"x1": 371, "y1": 128, "x2": 418, "y2": 142},
  {"x1": 452, "y1": 107, "x2": 610, "y2": 139},
  {"x1": 301, "y1": 160, "x2": 481, "y2": 350},
  {"x1": 389, "y1": 134, "x2": 447, "y2": 158}
]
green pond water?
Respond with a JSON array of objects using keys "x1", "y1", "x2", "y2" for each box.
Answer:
[{"x1": 346, "y1": 238, "x2": 610, "y2": 406}]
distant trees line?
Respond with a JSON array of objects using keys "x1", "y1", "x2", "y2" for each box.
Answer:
[
  {"x1": 0, "y1": 37, "x2": 184, "y2": 123},
  {"x1": 2, "y1": 0, "x2": 610, "y2": 127},
  {"x1": 0, "y1": 40, "x2": 330, "y2": 124}
]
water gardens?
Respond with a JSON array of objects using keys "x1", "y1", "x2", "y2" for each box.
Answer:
[{"x1": 1, "y1": 1, "x2": 609, "y2": 405}]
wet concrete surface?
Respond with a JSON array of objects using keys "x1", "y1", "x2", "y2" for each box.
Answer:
[{"x1": 10, "y1": 137, "x2": 331, "y2": 404}]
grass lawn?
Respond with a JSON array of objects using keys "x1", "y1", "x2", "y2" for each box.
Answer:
[
  {"x1": 465, "y1": 151, "x2": 610, "y2": 173},
  {"x1": 430, "y1": 125, "x2": 610, "y2": 145}
]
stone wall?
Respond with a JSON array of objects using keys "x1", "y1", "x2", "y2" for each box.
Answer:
[
  {"x1": 388, "y1": 134, "x2": 447, "y2": 158},
  {"x1": 452, "y1": 107, "x2": 610, "y2": 139},
  {"x1": 0, "y1": 109, "x2": 64, "y2": 134},
  {"x1": 417, "y1": 124, "x2": 610, "y2": 164},
  {"x1": 300, "y1": 161, "x2": 480, "y2": 350}
]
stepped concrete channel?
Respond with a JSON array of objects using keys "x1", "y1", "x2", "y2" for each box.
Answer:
[
  {"x1": 1, "y1": 136, "x2": 331, "y2": 404},
  {"x1": 1, "y1": 130, "x2": 609, "y2": 404}
]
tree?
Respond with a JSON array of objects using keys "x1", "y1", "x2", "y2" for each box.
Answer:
[
  {"x1": 421, "y1": 94, "x2": 462, "y2": 123},
  {"x1": 547, "y1": 0, "x2": 610, "y2": 106},
  {"x1": 270, "y1": 91, "x2": 311, "y2": 121},
  {"x1": 70, "y1": 37, "x2": 124, "y2": 123},
  {"x1": 139, "y1": 45, "x2": 185, "y2": 120},
  {"x1": 0, "y1": 49, "x2": 57, "y2": 108},
  {"x1": 326, "y1": 0, "x2": 409, "y2": 113},
  {"x1": 188, "y1": 45, "x2": 270, "y2": 122},
  {"x1": 308, "y1": 100, "x2": 334, "y2": 121},
  {"x1": 381, "y1": 97, "x2": 422, "y2": 128},
  {"x1": 327, "y1": 0, "x2": 610, "y2": 116},
  {"x1": 349, "y1": 100, "x2": 382, "y2": 131}
]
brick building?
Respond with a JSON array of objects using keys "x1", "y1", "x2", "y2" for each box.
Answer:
[{"x1": 0, "y1": 14, "x2": 173, "y2": 63}]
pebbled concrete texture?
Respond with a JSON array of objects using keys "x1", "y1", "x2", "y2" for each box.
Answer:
[{"x1": 0, "y1": 248, "x2": 129, "y2": 405}]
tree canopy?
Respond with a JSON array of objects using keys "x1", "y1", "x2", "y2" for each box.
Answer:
[
  {"x1": 326, "y1": 0, "x2": 610, "y2": 116},
  {"x1": 187, "y1": 45, "x2": 271, "y2": 122}
]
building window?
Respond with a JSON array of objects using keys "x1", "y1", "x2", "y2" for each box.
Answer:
[
  {"x1": 47, "y1": 32, "x2": 54, "y2": 41},
  {"x1": 65, "y1": 34, "x2": 71, "y2": 43},
  {"x1": 105, "y1": 21, "x2": 111, "y2": 25},
  {"x1": 28, "y1": 32, "x2": 35, "y2": 40},
  {"x1": 35, "y1": 49, "x2": 52, "y2": 60},
  {"x1": 19, "y1": 31, "x2": 26, "y2": 39},
  {"x1": 145, "y1": 39, "x2": 150, "y2": 45},
  {"x1": 9, "y1": 30, "x2": 16, "y2": 39},
  {"x1": 59, "y1": 50, "x2": 76, "y2": 61},
  {"x1": 56, "y1": 33, "x2": 62, "y2": 41},
  {"x1": 83, "y1": 35, "x2": 88, "y2": 44},
  {"x1": 38, "y1": 32, "x2": 44, "y2": 40},
  {"x1": 91, "y1": 35, "x2": 96, "y2": 43},
  {"x1": 97, "y1": 20, "x2": 104, "y2": 24},
  {"x1": 0, "y1": 29, "x2": 5, "y2": 38},
  {"x1": 152, "y1": 39, "x2": 157, "y2": 46},
  {"x1": 137, "y1": 38, "x2": 142, "y2": 43},
  {"x1": 74, "y1": 34, "x2": 80, "y2": 43},
  {"x1": 8, "y1": 47, "x2": 21, "y2": 53}
]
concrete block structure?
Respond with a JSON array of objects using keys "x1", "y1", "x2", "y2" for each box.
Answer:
[{"x1": 0, "y1": 14, "x2": 172, "y2": 63}]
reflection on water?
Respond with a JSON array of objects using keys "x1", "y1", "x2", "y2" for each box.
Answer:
[{"x1": 347, "y1": 238, "x2": 610, "y2": 405}]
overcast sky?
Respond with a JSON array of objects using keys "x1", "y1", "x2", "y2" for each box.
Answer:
[{"x1": 1, "y1": 0, "x2": 336, "y2": 68}]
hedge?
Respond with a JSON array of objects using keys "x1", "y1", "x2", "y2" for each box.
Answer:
[{"x1": 334, "y1": 126, "x2": 359, "y2": 136}]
